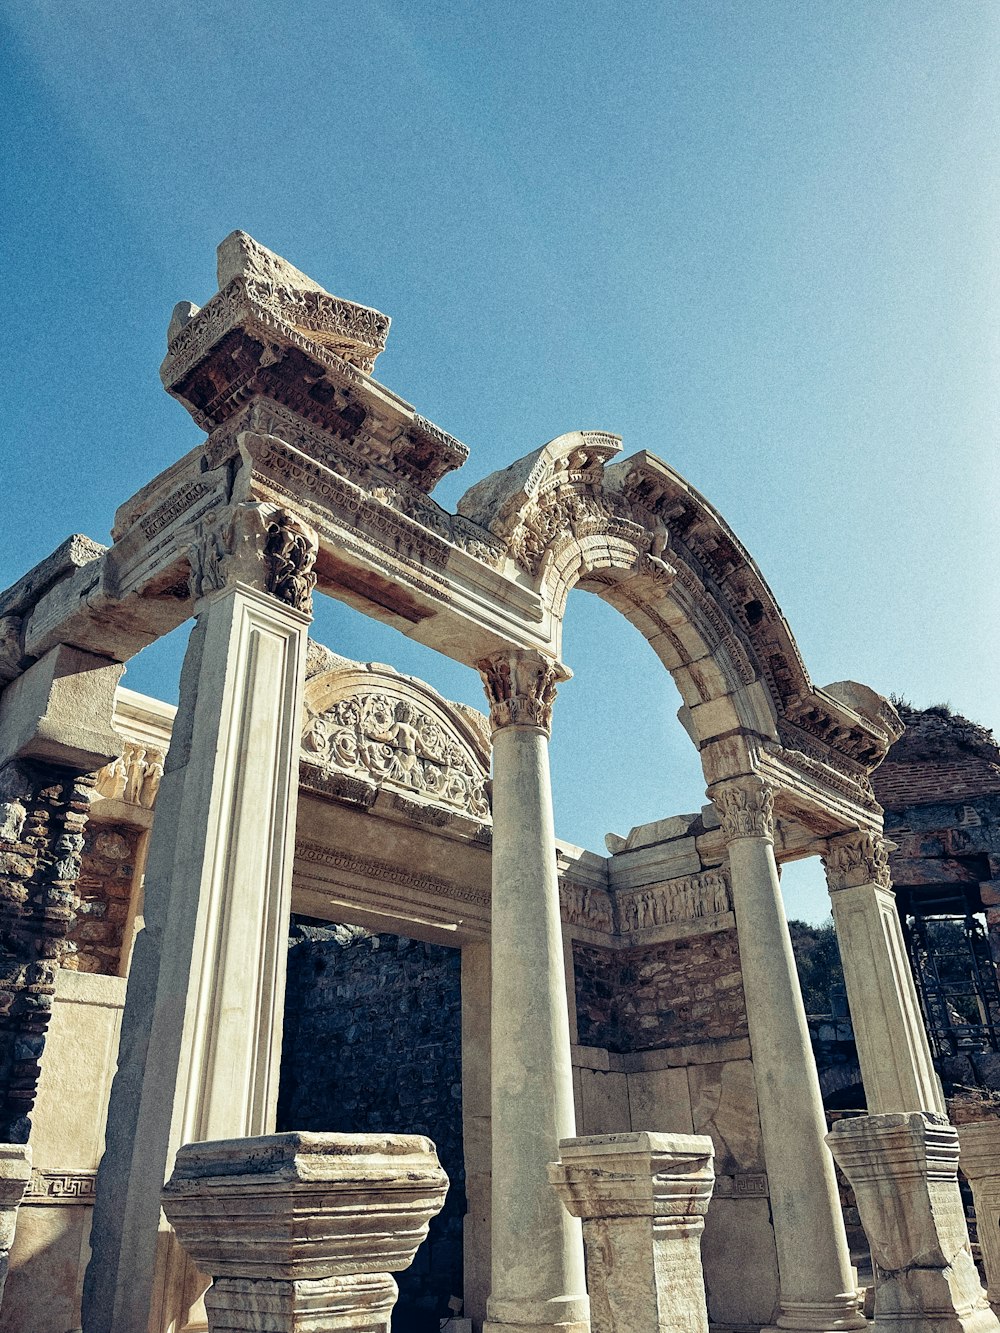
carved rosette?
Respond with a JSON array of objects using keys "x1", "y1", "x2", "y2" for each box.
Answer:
[
  {"x1": 710, "y1": 776, "x2": 775, "y2": 843},
  {"x1": 188, "y1": 503, "x2": 318, "y2": 616},
  {"x1": 476, "y1": 651, "x2": 569, "y2": 737},
  {"x1": 822, "y1": 829, "x2": 893, "y2": 892}
]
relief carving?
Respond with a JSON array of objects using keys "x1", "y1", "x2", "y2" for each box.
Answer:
[
  {"x1": 711, "y1": 777, "x2": 775, "y2": 843},
  {"x1": 303, "y1": 692, "x2": 490, "y2": 822},
  {"x1": 822, "y1": 829, "x2": 892, "y2": 892},
  {"x1": 617, "y1": 870, "x2": 732, "y2": 932},
  {"x1": 188, "y1": 502, "x2": 318, "y2": 614},
  {"x1": 95, "y1": 741, "x2": 165, "y2": 809},
  {"x1": 477, "y1": 651, "x2": 567, "y2": 737},
  {"x1": 560, "y1": 883, "x2": 614, "y2": 932}
]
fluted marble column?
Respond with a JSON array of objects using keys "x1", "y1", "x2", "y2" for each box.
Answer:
[
  {"x1": 83, "y1": 505, "x2": 318, "y2": 1333},
  {"x1": 822, "y1": 830, "x2": 944, "y2": 1115},
  {"x1": 710, "y1": 775, "x2": 863, "y2": 1333},
  {"x1": 477, "y1": 650, "x2": 588, "y2": 1333}
]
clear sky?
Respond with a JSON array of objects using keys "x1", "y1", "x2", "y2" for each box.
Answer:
[{"x1": 3, "y1": 2, "x2": 998, "y2": 922}]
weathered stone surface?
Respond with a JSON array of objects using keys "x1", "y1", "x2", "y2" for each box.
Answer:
[
  {"x1": 0, "y1": 1144, "x2": 30, "y2": 1304},
  {"x1": 828, "y1": 1112, "x2": 997, "y2": 1333},
  {"x1": 162, "y1": 1132, "x2": 449, "y2": 1333},
  {"x1": 549, "y1": 1132, "x2": 714, "y2": 1333},
  {"x1": 0, "y1": 644, "x2": 123, "y2": 774},
  {"x1": 958, "y1": 1121, "x2": 1000, "y2": 1314}
]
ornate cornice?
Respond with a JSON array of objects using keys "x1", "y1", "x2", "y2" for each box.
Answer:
[
  {"x1": 476, "y1": 651, "x2": 569, "y2": 737},
  {"x1": 710, "y1": 776, "x2": 775, "y2": 843},
  {"x1": 822, "y1": 829, "x2": 892, "y2": 892}
]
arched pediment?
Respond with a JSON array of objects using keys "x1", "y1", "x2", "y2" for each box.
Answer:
[
  {"x1": 301, "y1": 656, "x2": 491, "y2": 824},
  {"x1": 458, "y1": 435, "x2": 902, "y2": 785}
]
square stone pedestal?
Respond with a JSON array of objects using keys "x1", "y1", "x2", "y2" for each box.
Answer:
[
  {"x1": 549, "y1": 1131, "x2": 715, "y2": 1333},
  {"x1": 828, "y1": 1113, "x2": 998, "y2": 1333},
  {"x1": 161, "y1": 1132, "x2": 448, "y2": 1333}
]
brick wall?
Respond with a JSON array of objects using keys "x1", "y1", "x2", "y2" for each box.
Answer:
[{"x1": 574, "y1": 928, "x2": 748, "y2": 1052}]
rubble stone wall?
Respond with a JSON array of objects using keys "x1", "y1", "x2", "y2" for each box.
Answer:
[
  {"x1": 573, "y1": 928, "x2": 748, "y2": 1052},
  {"x1": 0, "y1": 761, "x2": 93, "y2": 1142},
  {"x1": 63, "y1": 825, "x2": 140, "y2": 976},
  {"x1": 277, "y1": 926, "x2": 464, "y2": 1333}
]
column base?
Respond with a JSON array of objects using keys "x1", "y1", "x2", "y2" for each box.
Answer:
[
  {"x1": 485, "y1": 1291, "x2": 589, "y2": 1332},
  {"x1": 772, "y1": 1294, "x2": 866, "y2": 1333}
]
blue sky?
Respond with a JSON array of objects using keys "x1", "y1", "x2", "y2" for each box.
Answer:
[{"x1": 3, "y1": 2, "x2": 998, "y2": 921}]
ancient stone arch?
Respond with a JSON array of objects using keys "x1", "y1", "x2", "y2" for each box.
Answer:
[{"x1": 0, "y1": 232, "x2": 951, "y2": 1333}]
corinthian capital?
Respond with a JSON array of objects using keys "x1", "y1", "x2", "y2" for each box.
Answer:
[
  {"x1": 710, "y1": 775, "x2": 775, "y2": 843},
  {"x1": 188, "y1": 504, "x2": 318, "y2": 616},
  {"x1": 822, "y1": 829, "x2": 893, "y2": 892},
  {"x1": 476, "y1": 650, "x2": 570, "y2": 737}
]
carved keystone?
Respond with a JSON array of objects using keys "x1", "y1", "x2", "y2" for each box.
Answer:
[
  {"x1": 161, "y1": 1132, "x2": 448, "y2": 1333},
  {"x1": 549, "y1": 1132, "x2": 715, "y2": 1333},
  {"x1": 828, "y1": 1113, "x2": 999, "y2": 1333}
]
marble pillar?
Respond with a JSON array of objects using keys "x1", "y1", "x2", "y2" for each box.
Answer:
[
  {"x1": 829, "y1": 1113, "x2": 997, "y2": 1333},
  {"x1": 161, "y1": 1132, "x2": 449, "y2": 1333},
  {"x1": 823, "y1": 830, "x2": 943, "y2": 1114},
  {"x1": 956, "y1": 1121, "x2": 1000, "y2": 1316},
  {"x1": 710, "y1": 775, "x2": 864, "y2": 1333},
  {"x1": 83, "y1": 506, "x2": 317, "y2": 1333},
  {"x1": 549, "y1": 1132, "x2": 715, "y2": 1333},
  {"x1": 477, "y1": 651, "x2": 589, "y2": 1333}
]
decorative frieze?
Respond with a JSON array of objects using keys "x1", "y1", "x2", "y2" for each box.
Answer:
[
  {"x1": 822, "y1": 830, "x2": 892, "y2": 892},
  {"x1": 477, "y1": 651, "x2": 567, "y2": 736},
  {"x1": 559, "y1": 882, "x2": 614, "y2": 932},
  {"x1": 25, "y1": 1168, "x2": 96, "y2": 1205},
  {"x1": 711, "y1": 777, "x2": 775, "y2": 843},
  {"x1": 616, "y1": 870, "x2": 732, "y2": 932}
]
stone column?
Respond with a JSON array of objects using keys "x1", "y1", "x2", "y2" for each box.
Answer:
[
  {"x1": 828, "y1": 1113, "x2": 997, "y2": 1333},
  {"x1": 710, "y1": 775, "x2": 863, "y2": 1333},
  {"x1": 476, "y1": 651, "x2": 588, "y2": 1333},
  {"x1": 83, "y1": 506, "x2": 318, "y2": 1333},
  {"x1": 822, "y1": 830, "x2": 944, "y2": 1115},
  {"x1": 956, "y1": 1121, "x2": 1000, "y2": 1315},
  {"x1": 161, "y1": 1132, "x2": 448, "y2": 1333},
  {"x1": 549, "y1": 1131, "x2": 715, "y2": 1333}
]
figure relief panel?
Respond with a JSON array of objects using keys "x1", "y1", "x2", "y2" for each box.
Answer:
[{"x1": 302, "y1": 665, "x2": 491, "y2": 823}]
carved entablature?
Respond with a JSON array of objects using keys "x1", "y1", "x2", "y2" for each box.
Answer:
[
  {"x1": 457, "y1": 430, "x2": 657, "y2": 584},
  {"x1": 160, "y1": 232, "x2": 467, "y2": 493},
  {"x1": 616, "y1": 870, "x2": 732, "y2": 933},
  {"x1": 301, "y1": 663, "x2": 492, "y2": 824}
]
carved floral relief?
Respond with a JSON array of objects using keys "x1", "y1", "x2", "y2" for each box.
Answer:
[{"x1": 302, "y1": 687, "x2": 490, "y2": 822}]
